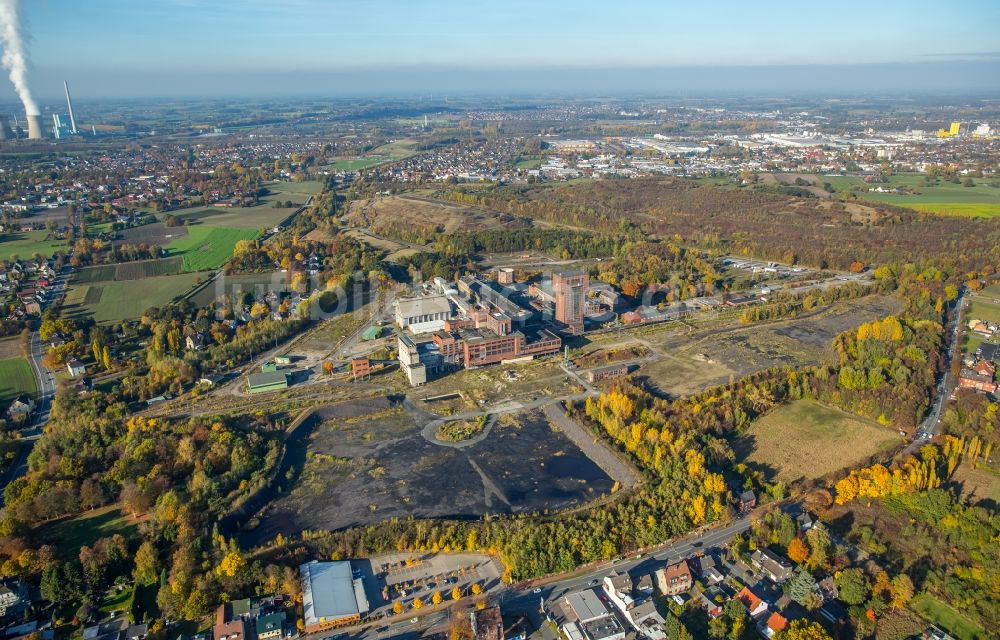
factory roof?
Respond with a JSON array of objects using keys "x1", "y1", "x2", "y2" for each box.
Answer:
[
  {"x1": 300, "y1": 561, "x2": 369, "y2": 625},
  {"x1": 395, "y1": 295, "x2": 452, "y2": 318}
]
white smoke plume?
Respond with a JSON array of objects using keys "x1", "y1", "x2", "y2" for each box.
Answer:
[{"x1": 0, "y1": 0, "x2": 38, "y2": 116}]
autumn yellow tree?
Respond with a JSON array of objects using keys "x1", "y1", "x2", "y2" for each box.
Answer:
[
  {"x1": 471, "y1": 582, "x2": 482, "y2": 595},
  {"x1": 775, "y1": 620, "x2": 832, "y2": 640},
  {"x1": 432, "y1": 591, "x2": 443, "y2": 605},
  {"x1": 216, "y1": 549, "x2": 247, "y2": 578},
  {"x1": 786, "y1": 538, "x2": 808, "y2": 564},
  {"x1": 412, "y1": 597, "x2": 424, "y2": 610},
  {"x1": 392, "y1": 601, "x2": 403, "y2": 615},
  {"x1": 451, "y1": 586, "x2": 462, "y2": 601}
]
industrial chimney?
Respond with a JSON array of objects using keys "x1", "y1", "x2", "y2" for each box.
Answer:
[
  {"x1": 64, "y1": 80, "x2": 77, "y2": 134},
  {"x1": 26, "y1": 114, "x2": 41, "y2": 139},
  {"x1": 0, "y1": 116, "x2": 9, "y2": 140}
]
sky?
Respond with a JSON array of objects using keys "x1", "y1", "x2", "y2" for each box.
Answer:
[{"x1": 8, "y1": 0, "x2": 1000, "y2": 99}]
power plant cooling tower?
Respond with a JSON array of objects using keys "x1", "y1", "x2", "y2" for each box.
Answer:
[
  {"x1": 0, "y1": 116, "x2": 10, "y2": 140},
  {"x1": 26, "y1": 114, "x2": 42, "y2": 140}
]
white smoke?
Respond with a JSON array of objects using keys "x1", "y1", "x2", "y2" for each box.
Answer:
[{"x1": 0, "y1": 0, "x2": 38, "y2": 116}]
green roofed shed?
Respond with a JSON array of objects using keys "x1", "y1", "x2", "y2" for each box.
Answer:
[{"x1": 247, "y1": 370, "x2": 289, "y2": 393}]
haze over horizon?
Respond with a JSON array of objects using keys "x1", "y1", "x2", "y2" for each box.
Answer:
[{"x1": 6, "y1": 0, "x2": 1000, "y2": 101}]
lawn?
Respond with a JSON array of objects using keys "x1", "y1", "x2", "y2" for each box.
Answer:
[
  {"x1": 0, "y1": 230, "x2": 67, "y2": 260},
  {"x1": 63, "y1": 271, "x2": 204, "y2": 324},
  {"x1": 962, "y1": 294, "x2": 1000, "y2": 355},
  {"x1": 740, "y1": 400, "x2": 898, "y2": 483},
  {"x1": 0, "y1": 357, "x2": 37, "y2": 403},
  {"x1": 166, "y1": 226, "x2": 259, "y2": 271},
  {"x1": 41, "y1": 507, "x2": 140, "y2": 559},
  {"x1": 910, "y1": 592, "x2": 988, "y2": 640}
]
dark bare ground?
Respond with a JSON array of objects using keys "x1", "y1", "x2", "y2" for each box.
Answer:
[{"x1": 245, "y1": 402, "x2": 611, "y2": 544}]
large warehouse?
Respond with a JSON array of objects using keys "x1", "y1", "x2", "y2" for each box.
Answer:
[{"x1": 300, "y1": 561, "x2": 370, "y2": 633}]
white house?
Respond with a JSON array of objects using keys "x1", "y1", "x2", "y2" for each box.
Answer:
[{"x1": 67, "y1": 358, "x2": 86, "y2": 377}]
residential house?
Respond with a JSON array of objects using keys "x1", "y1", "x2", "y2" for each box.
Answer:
[
  {"x1": 602, "y1": 572, "x2": 635, "y2": 612},
  {"x1": 654, "y1": 560, "x2": 692, "y2": 596},
  {"x1": 213, "y1": 604, "x2": 247, "y2": 640},
  {"x1": 67, "y1": 359, "x2": 86, "y2": 378},
  {"x1": 736, "y1": 587, "x2": 768, "y2": 618},
  {"x1": 255, "y1": 612, "x2": 284, "y2": 640},
  {"x1": 796, "y1": 512, "x2": 814, "y2": 531},
  {"x1": 6, "y1": 395, "x2": 35, "y2": 421},
  {"x1": 958, "y1": 363, "x2": 998, "y2": 394},
  {"x1": 737, "y1": 490, "x2": 757, "y2": 513},
  {"x1": 634, "y1": 574, "x2": 654, "y2": 597},
  {"x1": 0, "y1": 582, "x2": 25, "y2": 617},
  {"x1": 625, "y1": 600, "x2": 665, "y2": 640},
  {"x1": 758, "y1": 612, "x2": 788, "y2": 639},
  {"x1": 125, "y1": 624, "x2": 148, "y2": 640},
  {"x1": 751, "y1": 549, "x2": 794, "y2": 583},
  {"x1": 185, "y1": 333, "x2": 208, "y2": 351},
  {"x1": 697, "y1": 592, "x2": 723, "y2": 618},
  {"x1": 692, "y1": 554, "x2": 725, "y2": 585},
  {"x1": 818, "y1": 575, "x2": 838, "y2": 602}
]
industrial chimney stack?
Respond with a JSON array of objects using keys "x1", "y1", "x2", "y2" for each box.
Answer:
[
  {"x1": 26, "y1": 114, "x2": 41, "y2": 139},
  {"x1": 64, "y1": 80, "x2": 77, "y2": 134}
]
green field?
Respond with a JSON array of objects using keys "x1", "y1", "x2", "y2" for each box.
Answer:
[
  {"x1": 74, "y1": 257, "x2": 183, "y2": 283},
  {"x1": 329, "y1": 141, "x2": 418, "y2": 171},
  {"x1": 41, "y1": 507, "x2": 140, "y2": 560},
  {"x1": 742, "y1": 400, "x2": 898, "y2": 483},
  {"x1": 0, "y1": 230, "x2": 67, "y2": 260},
  {"x1": 0, "y1": 357, "x2": 37, "y2": 403},
  {"x1": 166, "y1": 227, "x2": 259, "y2": 271},
  {"x1": 821, "y1": 173, "x2": 1000, "y2": 218},
  {"x1": 165, "y1": 180, "x2": 321, "y2": 230},
  {"x1": 64, "y1": 272, "x2": 204, "y2": 324},
  {"x1": 911, "y1": 593, "x2": 988, "y2": 640}
]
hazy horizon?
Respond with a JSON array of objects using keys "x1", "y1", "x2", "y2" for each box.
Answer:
[
  {"x1": 8, "y1": 60, "x2": 1000, "y2": 105},
  {"x1": 2, "y1": 0, "x2": 998, "y2": 103}
]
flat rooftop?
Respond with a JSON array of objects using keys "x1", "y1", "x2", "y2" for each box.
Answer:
[{"x1": 301, "y1": 561, "x2": 368, "y2": 624}]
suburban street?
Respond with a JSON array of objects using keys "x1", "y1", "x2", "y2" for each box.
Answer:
[
  {"x1": 906, "y1": 288, "x2": 967, "y2": 454},
  {"x1": 0, "y1": 273, "x2": 67, "y2": 506}
]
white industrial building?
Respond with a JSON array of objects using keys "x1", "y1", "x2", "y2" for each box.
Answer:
[{"x1": 394, "y1": 294, "x2": 452, "y2": 334}]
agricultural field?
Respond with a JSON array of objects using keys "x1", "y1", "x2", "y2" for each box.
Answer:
[
  {"x1": 328, "y1": 140, "x2": 418, "y2": 172},
  {"x1": 74, "y1": 257, "x2": 183, "y2": 283},
  {"x1": 165, "y1": 226, "x2": 259, "y2": 271},
  {"x1": 817, "y1": 172, "x2": 1000, "y2": 218},
  {"x1": 0, "y1": 357, "x2": 37, "y2": 404},
  {"x1": 63, "y1": 272, "x2": 204, "y2": 324},
  {"x1": 737, "y1": 400, "x2": 898, "y2": 484},
  {"x1": 0, "y1": 230, "x2": 67, "y2": 260},
  {"x1": 162, "y1": 180, "x2": 321, "y2": 230}
]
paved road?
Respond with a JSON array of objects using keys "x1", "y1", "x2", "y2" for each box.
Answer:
[
  {"x1": 906, "y1": 289, "x2": 966, "y2": 454},
  {"x1": 0, "y1": 274, "x2": 67, "y2": 506},
  {"x1": 502, "y1": 516, "x2": 751, "y2": 610}
]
